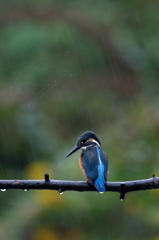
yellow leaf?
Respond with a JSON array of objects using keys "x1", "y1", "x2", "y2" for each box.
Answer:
[{"x1": 32, "y1": 228, "x2": 58, "y2": 240}]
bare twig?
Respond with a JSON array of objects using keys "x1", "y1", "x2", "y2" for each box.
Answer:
[{"x1": 0, "y1": 173, "x2": 159, "y2": 200}]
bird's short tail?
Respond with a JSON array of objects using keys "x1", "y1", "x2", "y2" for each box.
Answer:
[{"x1": 94, "y1": 178, "x2": 106, "y2": 194}]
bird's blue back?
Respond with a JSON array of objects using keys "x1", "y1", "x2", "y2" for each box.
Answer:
[{"x1": 81, "y1": 145, "x2": 108, "y2": 192}]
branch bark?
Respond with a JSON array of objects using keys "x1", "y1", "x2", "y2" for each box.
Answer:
[{"x1": 0, "y1": 173, "x2": 158, "y2": 200}]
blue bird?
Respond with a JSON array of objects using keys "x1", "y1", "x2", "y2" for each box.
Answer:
[{"x1": 66, "y1": 131, "x2": 108, "y2": 193}]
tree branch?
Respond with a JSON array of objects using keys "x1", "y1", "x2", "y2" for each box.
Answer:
[{"x1": 0, "y1": 173, "x2": 159, "y2": 200}]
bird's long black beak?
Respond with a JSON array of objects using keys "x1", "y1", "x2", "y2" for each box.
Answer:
[{"x1": 66, "y1": 145, "x2": 81, "y2": 157}]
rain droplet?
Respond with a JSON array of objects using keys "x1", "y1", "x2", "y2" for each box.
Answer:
[
  {"x1": 1, "y1": 189, "x2": 6, "y2": 192},
  {"x1": 59, "y1": 189, "x2": 63, "y2": 195}
]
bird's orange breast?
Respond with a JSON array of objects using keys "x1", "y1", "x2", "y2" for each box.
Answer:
[{"x1": 79, "y1": 154, "x2": 87, "y2": 180}]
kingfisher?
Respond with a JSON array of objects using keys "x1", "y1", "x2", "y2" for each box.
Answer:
[{"x1": 66, "y1": 131, "x2": 108, "y2": 193}]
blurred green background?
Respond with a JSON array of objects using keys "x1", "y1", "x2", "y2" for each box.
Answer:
[{"x1": 0, "y1": 0, "x2": 159, "y2": 239}]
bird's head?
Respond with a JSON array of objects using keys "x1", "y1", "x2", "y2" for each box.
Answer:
[{"x1": 66, "y1": 131, "x2": 101, "y2": 157}]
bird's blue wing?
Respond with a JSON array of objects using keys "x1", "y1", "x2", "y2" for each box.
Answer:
[{"x1": 81, "y1": 147, "x2": 99, "y2": 181}]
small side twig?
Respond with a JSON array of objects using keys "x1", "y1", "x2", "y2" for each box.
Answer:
[
  {"x1": 119, "y1": 184, "x2": 126, "y2": 201},
  {"x1": 44, "y1": 173, "x2": 50, "y2": 183}
]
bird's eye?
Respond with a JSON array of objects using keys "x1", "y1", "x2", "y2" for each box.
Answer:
[{"x1": 78, "y1": 141, "x2": 84, "y2": 145}]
